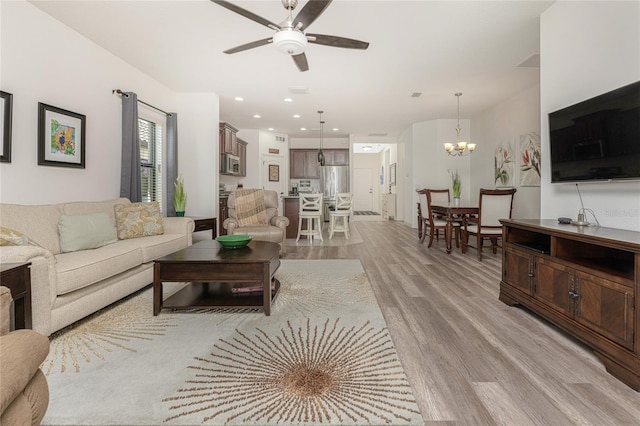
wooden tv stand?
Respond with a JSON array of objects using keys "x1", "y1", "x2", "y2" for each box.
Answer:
[{"x1": 499, "y1": 219, "x2": 640, "y2": 390}]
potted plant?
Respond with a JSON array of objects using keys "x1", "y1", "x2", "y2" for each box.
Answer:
[
  {"x1": 173, "y1": 175, "x2": 187, "y2": 216},
  {"x1": 449, "y1": 170, "x2": 461, "y2": 206}
]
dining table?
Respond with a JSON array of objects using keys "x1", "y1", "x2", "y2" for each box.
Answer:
[{"x1": 430, "y1": 203, "x2": 479, "y2": 254}]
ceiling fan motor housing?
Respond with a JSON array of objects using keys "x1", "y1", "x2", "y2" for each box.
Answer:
[{"x1": 273, "y1": 29, "x2": 307, "y2": 55}]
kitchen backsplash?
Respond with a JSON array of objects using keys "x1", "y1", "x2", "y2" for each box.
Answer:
[{"x1": 290, "y1": 178, "x2": 320, "y2": 193}]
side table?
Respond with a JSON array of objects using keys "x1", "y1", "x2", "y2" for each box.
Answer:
[
  {"x1": 0, "y1": 262, "x2": 32, "y2": 329},
  {"x1": 192, "y1": 217, "x2": 217, "y2": 239}
]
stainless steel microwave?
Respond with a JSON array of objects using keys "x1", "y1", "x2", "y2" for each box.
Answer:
[{"x1": 222, "y1": 153, "x2": 240, "y2": 175}]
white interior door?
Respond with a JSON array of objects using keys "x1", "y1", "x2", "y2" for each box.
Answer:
[{"x1": 353, "y1": 168, "x2": 373, "y2": 211}]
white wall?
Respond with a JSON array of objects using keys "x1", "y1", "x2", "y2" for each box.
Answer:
[
  {"x1": 176, "y1": 93, "x2": 218, "y2": 217},
  {"x1": 540, "y1": 1, "x2": 640, "y2": 231},
  {"x1": 0, "y1": 1, "x2": 220, "y2": 217},
  {"x1": 408, "y1": 119, "x2": 472, "y2": 228},
  {"x1": 471, "y1": 84, "x2": 541, "y2": 219}
]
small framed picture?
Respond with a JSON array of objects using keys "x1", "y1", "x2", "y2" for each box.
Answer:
[
  {"x1": 38, "y1": 102, "x2": 86, "y2": 168},
  {"x1": 390, "y1": 163, "x2": 397, "y2": 185},
  {"x1": 269, "y1": 164, "x2": 279, "y2": 182},
  {"x1": 0, "y1": 91, "x2": 13, "y2": 163}
]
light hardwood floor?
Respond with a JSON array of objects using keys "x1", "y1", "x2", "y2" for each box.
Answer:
[{"x1": 283, "y1": 220, "x2": 640, "y2": 425}]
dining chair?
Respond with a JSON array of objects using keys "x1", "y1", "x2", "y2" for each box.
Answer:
[
  {"x1": 461, "y1": 188, "x2": 517, "y2": 260},
  {"x1": 329, "y1": 193, "x2": 353, "y2": 239},
  {"x1": 296, "y1": 193, "x2": 324, "y2": 243},
  {"x1": 419, "y1": 189, "x2": 460, "y2": 248}
]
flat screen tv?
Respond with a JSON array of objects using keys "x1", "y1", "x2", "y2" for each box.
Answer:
[{"x1": 548, "y1": 80, "x2": 640, "y2": 183}]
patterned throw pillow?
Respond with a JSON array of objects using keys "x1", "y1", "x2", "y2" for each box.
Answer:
[
  {"x1": 114, "y1": 201, "x2": 164, "y2": 240},
  {"x1": 0, "y1": 227, "x2": 29, "y2": 246}
]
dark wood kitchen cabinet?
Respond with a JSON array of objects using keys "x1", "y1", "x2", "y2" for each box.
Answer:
[
  {"x1": 219, "y1": 122, "x2": 238, "y2": 155},
  {"x1": 499, "y1": 219, "x2": 639, "y2": 391},
  {"x1": 290, "y1": 150, "x2": 319, "y2": 179},
  {"x1": 237, "y1": 139, "x2": 247, "y2": 177},
  {"x1": 219, "y1": 197, "x2": 229, "y2": 236},
  {"x1": 324, "y1": 149, "x2": 349, "y2": 166}
]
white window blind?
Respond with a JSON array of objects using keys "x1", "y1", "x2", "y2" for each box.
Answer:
[{"x1": 139, "y1": 118, "x2": 163, "y2": 211}]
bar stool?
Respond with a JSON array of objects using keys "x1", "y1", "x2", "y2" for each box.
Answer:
[
  {"x1": 296, "y1": 193, "x2": 324, "y2": 243},
  {"x1": 329, "y1": 193, "x2": 353, "y2": 239}
]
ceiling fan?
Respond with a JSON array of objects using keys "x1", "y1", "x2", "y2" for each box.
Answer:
[{"x1": 211, "y1": 0, "x2": 369, "y2": 72}]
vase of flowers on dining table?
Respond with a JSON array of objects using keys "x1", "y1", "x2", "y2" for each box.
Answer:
[{"x1": 450, "y1": 170, "x2": 461, "y2": 206}]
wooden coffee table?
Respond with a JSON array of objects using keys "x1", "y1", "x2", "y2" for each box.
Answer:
[{"x1": 153, "y1": 240, "x2": 281, "y2": 316}]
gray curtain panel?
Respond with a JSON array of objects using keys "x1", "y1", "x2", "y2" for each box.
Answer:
[
  {"x1": 120, "y1": 92, "x2": 142, "y2": 202},
  {"x1": 166, "y1": 113, "x2": 178, "y2": 216}
]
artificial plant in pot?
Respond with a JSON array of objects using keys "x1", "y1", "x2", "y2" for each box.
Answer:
[
  {"x1": 173, "y1": 175, "x2": 187, "y2": 216},
  {"x1": 449, "y1": 170, "x2": 461, "y2": 206}
]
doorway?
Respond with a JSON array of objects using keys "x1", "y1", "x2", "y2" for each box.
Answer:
[
  {"x1": 261, "y1": 154, "x2": 287, "y2": 199},
  {"x1": 353, "y1": 168, "x2": 374, "y2": 212}
]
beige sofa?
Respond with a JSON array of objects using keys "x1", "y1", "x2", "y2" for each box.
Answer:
[
  {"x1": 0, "y1": 286, "x2": 50, "y2": 425},
  {"x1": 0, "y1": 198, "x2": 194, "y2": 337}
]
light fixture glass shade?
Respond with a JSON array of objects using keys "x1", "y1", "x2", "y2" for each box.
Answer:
[{"x1": 273, "y1": 30, "x2": 307, "y2": 55}]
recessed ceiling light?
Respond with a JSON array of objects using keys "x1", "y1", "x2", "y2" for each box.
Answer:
[
  {"x1": 253, "y1": 114, "x2": 261, "y2": 118},
  {"x1": 363, "y1": 146, "x2": 372, "y2": 151},
  {"x1": 284, "y1": 98, "x2": 293, "y2": 102},
  {"x1": 293, "y1": 114, "x2": 300, "y2": 118},
  {"x1": 300, "y1": 127, "x2": 307, "y2": 131},
  {"x1": 268, "y1": 128, "x2": 275, "y2": 131},
  {"x1": 333, "y1": 128, "x2": 339, "y2": 131},
  {"x1": 234, "y1": 97, "x2": 244, "y2": 101}
]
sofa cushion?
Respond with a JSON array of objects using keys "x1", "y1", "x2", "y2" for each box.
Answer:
[
  {"x1": 135, "y1": 233, "x2": 189, "y2": 263},
  {"x1": 55, "y1": 242, "x2": 143, "y2": 295},
  {"x1": 0, "y1": 203, "x2": 64, "y2": 254},
  {"x1": 115, "y1": 202, "x2": 164, "y2": 240},
  {"x1": 58, "y1": 213, "x2": 117, "y2": 253},
  {"x1": 63, "y1": 198, "x2": 130, "y2": 226}
]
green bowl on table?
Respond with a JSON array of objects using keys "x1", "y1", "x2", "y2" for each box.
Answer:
[{"x1": 216, "y1": 234, "x2": 252, "y2": 248}]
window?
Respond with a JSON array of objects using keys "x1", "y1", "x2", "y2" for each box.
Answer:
[{"x1": 139, "y1": 117, "x2": 163, "y2": 210}]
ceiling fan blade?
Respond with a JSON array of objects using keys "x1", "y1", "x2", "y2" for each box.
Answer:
[
  {"x1": 293, "y1": 0, "x2": 332, "y2": 31},
  {"x1": 224, "y1": 38, "x2": 272, "y2": 54},
  {"x1": 292, "y1": 53, "x2": 309, "y2": 72},
  {"x1": 210, "y1": 0, "x2": 280, "y2": 30},
  {"x1": 307, "y1": 33, "x2": 369, "y2": 50}
]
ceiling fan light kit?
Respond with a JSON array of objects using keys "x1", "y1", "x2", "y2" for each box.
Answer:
[{"x1": 273, "y1": 29, "x2": 307, "y2": 55}]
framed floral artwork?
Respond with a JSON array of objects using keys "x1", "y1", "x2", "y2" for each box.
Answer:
[
  {"x1": 0, "y1": 91, "x2": 12, "y2": 163},
  {"x1": 494, "y1": 139, "x2": 515, "y2": 187},
  {"x1": 38, "y1": 103, "x2": 86, "y2": 168},
  {"x1": 519, "y1": 132, "x2": 541, "y2": 186}
]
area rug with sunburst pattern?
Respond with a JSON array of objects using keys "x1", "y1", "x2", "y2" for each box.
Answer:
[{"x1": 41, "y1": 260, "x2": 424, "y2": 426}]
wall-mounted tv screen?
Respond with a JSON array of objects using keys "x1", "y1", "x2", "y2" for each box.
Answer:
[{"x1": 548, "y1": 80, "x2": 640, "y2": 183}]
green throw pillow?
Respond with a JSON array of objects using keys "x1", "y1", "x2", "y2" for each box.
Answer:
[{"x1": 58, "y1": 213, "x2": 118, "y2": 253}]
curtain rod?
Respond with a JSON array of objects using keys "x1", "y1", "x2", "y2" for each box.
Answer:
[{"x1": 112, "y1": 89, "x2": 173, "y2": 116}]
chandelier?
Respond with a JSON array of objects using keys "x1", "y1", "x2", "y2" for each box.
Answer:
[
  {"x1": 317, "y1": 110, "x2": 325, "y2": 166},
  {"x1": 443, "y1": 92, "x2": 477, "y2": 156}
]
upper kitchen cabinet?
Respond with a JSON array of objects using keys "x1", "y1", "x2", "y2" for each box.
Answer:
[
  {"x1": 290, "y1": 149, "x2": 320, "y2": 179},
  {"x1": 219, "y1": 122, "x2": 238, "y2": 155},
  {"x1": 324, "y1": 149, "x2": 349, "y2": 166},
  {"x1": 237, "y1": 139, "x2": 247, "y2": 177}
]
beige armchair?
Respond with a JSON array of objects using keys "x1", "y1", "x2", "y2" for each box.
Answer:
[
  {"x1": 223, "y1": 189, "x2": 289, "y2": 254},
  {"x1": 0, "y1": 286, "x2": 50, "y2": 425}
]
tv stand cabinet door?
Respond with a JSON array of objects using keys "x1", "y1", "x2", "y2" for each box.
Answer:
[
  {"x1": 534, "y1": 257, "x2": 573, "y2": 318},
  {"x1": 574, "y1": 271, "x2": 634, "y2": 351}
]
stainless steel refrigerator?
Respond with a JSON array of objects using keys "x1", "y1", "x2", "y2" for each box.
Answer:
[{"x1": 320, "y1": 166, "x2": 349, "y2": 221}]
